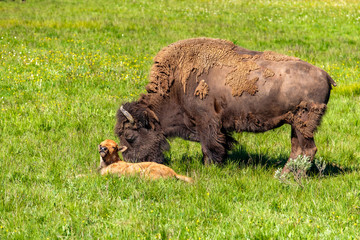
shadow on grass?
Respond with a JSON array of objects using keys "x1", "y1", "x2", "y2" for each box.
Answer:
[
  {"x1": 225, "y1": 145, "x2": 355, "y2": 176},
  {"x1": 308, "y1": 162, "x2": 356, "y2": 177},
  {"x1": 225, "y1": 146, "x2": 288, "y2": 169}
]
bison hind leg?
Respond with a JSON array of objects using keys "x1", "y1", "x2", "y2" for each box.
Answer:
[
  {"x1": 283, "y1": 102, "x2": 327, "y2": 173},
  {"x1": 289, "y1": 126, "x2": 318, "y2": 160},
  {"x1": 290, "y1": 101, "x2": 327, "y2": 139},
  {"x1": 282, "y1": 127, "x2": 318, "y2": 175}
]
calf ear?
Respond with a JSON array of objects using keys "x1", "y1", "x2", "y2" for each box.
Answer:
[{"x1": 118, "y1": 145, "x2": 128, "y2": 153}]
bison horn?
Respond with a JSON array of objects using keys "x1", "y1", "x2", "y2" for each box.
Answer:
[{"x1": 120, "y1": 105, "x2": 134, "y2": 124}]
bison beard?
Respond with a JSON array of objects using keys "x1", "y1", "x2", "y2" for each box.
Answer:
[{"x1": 115, "y1": 38, "x2": 335, "y2": 171}]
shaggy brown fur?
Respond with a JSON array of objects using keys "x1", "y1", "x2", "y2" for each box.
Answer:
[
  {"x1": 147, "y1": 38, "x2": 262, "y2": 97},
  {"x1": 98, "y1": 139, "x2": 193, "y2": 183}
]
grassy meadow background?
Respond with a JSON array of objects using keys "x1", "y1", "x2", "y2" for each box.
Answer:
[{"x1": 1, "y1": 0, "x2": 360, "y2": 238}]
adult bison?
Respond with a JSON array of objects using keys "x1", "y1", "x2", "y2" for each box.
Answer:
[{"x1": 115, "y1": 38, "x2": 335, "y2": 171}]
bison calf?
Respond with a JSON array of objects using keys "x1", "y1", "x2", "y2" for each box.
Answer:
[{"x1": 98, "y1": 139, "x2": 193, "y2": 183}]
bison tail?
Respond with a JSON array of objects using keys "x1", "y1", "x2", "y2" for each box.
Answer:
[
  {"x1": 327, "y1": 74, "x2": 337, "y2": 88},
  {"x1": 175, "y1": 174, "x2": 194, "y2": 183}
]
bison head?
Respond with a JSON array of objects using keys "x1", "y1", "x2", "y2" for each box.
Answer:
[{"x1": 114, "y1": 102, "x2": 169, "y2": 163}]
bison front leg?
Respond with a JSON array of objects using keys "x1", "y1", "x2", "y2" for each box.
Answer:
[
  {"x1": 198, "y1": 121, "x2": 229, "y2": 165},
  {"x1": 200, "y1": 141, "x2": 227, "y2": 165}
]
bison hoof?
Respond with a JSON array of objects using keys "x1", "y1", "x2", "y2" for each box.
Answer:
[
  {"x1": 202, "y1": 155, "x2": 220, "y2": 165},
  {"x1": 202, "y1": 155, "x2": 212, "y2": 165}
]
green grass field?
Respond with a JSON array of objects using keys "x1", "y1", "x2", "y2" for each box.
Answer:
[{"x1": 1, "y1": 0, "x2": 359, "y2": 238}]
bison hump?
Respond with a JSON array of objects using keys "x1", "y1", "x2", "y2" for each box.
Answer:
[{"x1": 146, "y1": 38, "x2": 300, "y2": 97}]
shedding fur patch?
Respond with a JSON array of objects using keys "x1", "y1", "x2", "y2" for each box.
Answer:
[
  {"x1": 147, "y1": 38, "x2": 299, "y2": 97},
  {"x1": 263, "y1": 68, "x2": 275, "y2": 78},
  {"x1": 225, "y1": 61, "x2": 260, "y2": 96},
  {"x1": 194, "y1": 79, "x2": 209, "y2": 100}
]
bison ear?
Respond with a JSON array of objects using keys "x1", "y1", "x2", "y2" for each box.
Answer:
[
  {"x1": 143, "y1": 109, "x2": 159, "y2": 130},
  {"x1": 147, "y1": 109, "x2": 159, "y2": 122}
]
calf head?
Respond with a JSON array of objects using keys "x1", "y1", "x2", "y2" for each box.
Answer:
[
  {"x1": 98, "y1": 139, "x2": 127, "y2": 167},
  {"x1": 114, "y1": 102, "x2": 169, "y2": 163}
]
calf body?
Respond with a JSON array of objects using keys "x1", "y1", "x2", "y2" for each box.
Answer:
[{"x1": 98, "y1": 139, "x2": 193, "y2": 183}]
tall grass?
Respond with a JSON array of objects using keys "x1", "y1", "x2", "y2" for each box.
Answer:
[{"x1": 1, "y1": 0, "x2": 359, "y2": 238}]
